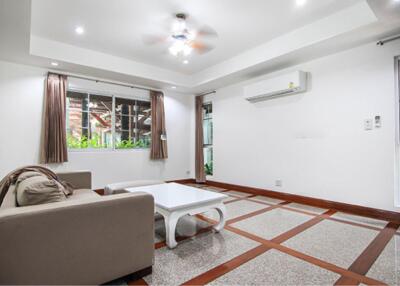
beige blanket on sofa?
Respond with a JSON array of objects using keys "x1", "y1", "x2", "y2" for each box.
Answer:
[{"x1": 0, "y1": 165, "x2": 73, "y2": 206}]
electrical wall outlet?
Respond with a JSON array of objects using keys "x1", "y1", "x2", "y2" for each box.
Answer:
[{"x1": 275, "y1": 179, "x2": 282, "y2": 187}]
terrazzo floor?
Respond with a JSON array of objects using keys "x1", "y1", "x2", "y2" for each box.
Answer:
[{"x1": 108, "y1": 183, "x2": 400, "y2": 286}]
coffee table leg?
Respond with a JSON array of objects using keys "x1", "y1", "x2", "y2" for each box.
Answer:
[
  {"x1": 213, "y1": 203, "x2": 226, "y2": 232},
  {"x1": 165, "y1": 212, "x2": 180, "y2": 249}
]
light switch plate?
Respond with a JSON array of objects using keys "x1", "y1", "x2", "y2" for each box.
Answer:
[{"x1": 364, "y1": 119, "x2": 373, "y2": 131}]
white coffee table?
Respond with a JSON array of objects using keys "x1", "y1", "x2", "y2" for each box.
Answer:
[{"x1": 125, "y1": 182, "x2": 228, "y2": 249}]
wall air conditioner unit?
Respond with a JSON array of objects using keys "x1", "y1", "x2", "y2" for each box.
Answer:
[{"x1": 244, "y1": 71, "x2": 307, "y2": 102}]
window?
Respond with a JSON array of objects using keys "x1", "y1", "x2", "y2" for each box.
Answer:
[
  {"x1": 66, "y1": 90, "x2": 151, "y2": 150},
  {"x1": 203, "y1": 102, "x2": 213, "y2": 176},
  {"x1": 115, "y1": 98, "x2": 151, "y2": 149}
]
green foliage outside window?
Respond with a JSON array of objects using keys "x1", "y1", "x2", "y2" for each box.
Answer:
[
  {"x1": 205, "y1": 162, "x2": 213, "y2": 176},
  {"x1": 67, "y1": 134, "x2": 150, "y2": 149},
  {"x1": 67, "y1": 133, "x2": 108, "y2": 149},
  {"x1": 115, "y1": 139, "x2": 150, "y2": 149}
]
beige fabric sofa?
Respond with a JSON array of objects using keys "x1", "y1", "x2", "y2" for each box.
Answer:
[{"x1": 0, "y1": 171, "x2": 154, "y2": 285}]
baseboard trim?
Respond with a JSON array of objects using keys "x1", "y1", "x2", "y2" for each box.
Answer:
[
  {"x1": 167, "y1": 178, "x2": 197, "y2": 184},
  {"x1": 203, "y1": 180, "x2": 400, "y2": 223}
]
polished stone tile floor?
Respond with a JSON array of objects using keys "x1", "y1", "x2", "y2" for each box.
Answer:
[
  {"x1": 251, "y1": 195, "x2": 285, "y2": 205},
  {"x1": 367, "y1": 235, "x2": 400, "y2": 285},
  {"x1": 285, "y1": 202, "x2": 328, "y2": 214},
  {"x1": 203, "y1": 199, "x2": 268, "y2": 221},
  {"x1": 224, "y1": 190, "x2": 253, "y2": 197},
  {"x1": 209, "y1": 249, "x2": 341, "y2": 286},
  {"x1": 115, "y1": 184, "x2": 399, "y2": 286},
  {"x1": 331, "y1": 211, "x2": 388, "y2": 229},
  {"x1": 232, "y1": 208, "x2": 313, "y2": 240},
  {"x1": 283, "y1": 219, "x2": 379, "y2": 268}
]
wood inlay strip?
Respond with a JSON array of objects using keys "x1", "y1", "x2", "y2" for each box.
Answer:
[
  {"x1": 272, "y1": 209, "x2": 336, "y2": 243},
  {"x1": 204, "y1": 180, "x2": 400, "y2": 223},
  {"x1": 225, "y1": 214, "x2": 386, "y2": 286},
  {"x1": 224, "y1": 197, "x2": 244, "y2": 204},
  {"x1": 181, "y1": 244, "x2": 270, "y2": 286},
  {"x1": 324, "y1": 216, "x2": 384, "y2": 233},
  {"x1": 334, "y1": 221, "x2": 400, "y2": 285},
  {"x1": 182, "y1": 208, "x2": 336, "y2": 285},
  {"x1": 128, "y1": 278, "x2": 149, "y2": 285},
  {"x1": 155, "y1": 225, "x2": 214, "y2": 249},
  {"x1": 268, "y1": 240, "x2": 386, "y2": 285},
  {"x1": 226, "y1": 205, "x2": 279, "y2": 225},
  {"x1": 226, "y1": 201, "x2": 291, "y2": 225}
]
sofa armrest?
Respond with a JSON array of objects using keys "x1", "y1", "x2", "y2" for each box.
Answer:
[
  {"x1": 57, "y1": 170, "x2": 92, "y2": 189},
  {"x1": 0, "y1": 192, "x2": 154, "y2": 285}
]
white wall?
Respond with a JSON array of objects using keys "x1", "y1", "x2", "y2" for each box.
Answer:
[
  {"x1": 0, "y1": 60, "x2": 193, "y2": 189},
  {"x1": 211, "y1": 40, "x2": 400, "y2": 211}
]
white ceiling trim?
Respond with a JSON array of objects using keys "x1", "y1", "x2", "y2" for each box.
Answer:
[
  {"x1": 30, "y1": 35, "x2": 193, "y2": 87},
  {"x1": 191, "y1": 1, "x2": 377, "y2": 86}
]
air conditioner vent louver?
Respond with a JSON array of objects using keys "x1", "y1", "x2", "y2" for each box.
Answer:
[{"x1": 244, "y1": 71, "x2": 307, "y2": 102}]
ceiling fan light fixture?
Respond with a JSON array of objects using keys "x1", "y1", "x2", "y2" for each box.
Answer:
[
  {"x1": 169, "y1": 40, "x2": 192, "y2": 56},
  {"x1": 169, "y1": 40, "x2": 184, "y2": 56},
  {"x1": 172, "y1": 15, "x2": 187, "y2": 35},
  {"x1": 186, "y1": 30, "x2": 196, "y2": 41},
  {"x1": 183, "y1": 44, "x2": 193, "y2": 56}
]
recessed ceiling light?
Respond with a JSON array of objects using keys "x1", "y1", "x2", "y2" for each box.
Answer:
[
  {"x1": 183, "y1": 60, "x2": 189, "y2": 64},
  {"x1": 75, "y1": 26, "x2": 85, "y2": 35},
  {"x1": 296, "y1": 0, "x2": 307, "y2": 6},
  {"x1": 50, "y1": 62, "x2": 59, "y2": 66},
  {"x1": 171, "y1": 86, "x2": 177, "y2": 89}
]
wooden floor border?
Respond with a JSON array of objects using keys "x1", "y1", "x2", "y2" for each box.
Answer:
[
  {"x1": 127, "y1": 278, "x2": 148, "y2": 285},
  {"x1": 226, "y1": 203, "x2": 287, "y2": 225},
  {"x1": 183, "y1": 209, "x2": 340, "y2": 285},
  {"x1": 334, "y1": 221, "x2": 400, "y2": 285},
  {"x1": 129, "y1": 181, "x2": 395, "y2": 285},
  {"x1": 178, "y1": 181, "x2": 395, "y2": 233},
  {"x1": 204, "y1": 180, "x2": 400, "y2": 223},
  {"x1": 154, "y1": 225, "x2": 214, "y2": 249}
]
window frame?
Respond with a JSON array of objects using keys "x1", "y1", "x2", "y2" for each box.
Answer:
[
  {"x1": 395, "y1": 56, "x2": 400, "y2": 207},
  {"x1": 66, "y1": 87, "x2": 151, "y2": 152},
  {"x1": 202, "y1": 101, "x2": 213, "y2": 176}
]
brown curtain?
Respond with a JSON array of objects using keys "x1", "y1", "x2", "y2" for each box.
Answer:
[
  {"x1": 150, "y1": 91, "x2": 168, "y2": 160},
  {"x1": 42, "y1": 73, "x2": 68, "y2": 163},
  {"x1": 195, "y1": 95, "x2": 206, "y2": 183}
]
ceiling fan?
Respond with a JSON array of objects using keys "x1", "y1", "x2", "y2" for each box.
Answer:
[{"x1": 143, "y1": 13, "x2": 218, "y2": 57}]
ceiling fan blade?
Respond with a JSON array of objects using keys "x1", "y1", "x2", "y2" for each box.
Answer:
[
  {"x1": 142, "y1": 34, "x2": 169, "y2": 46},
  {"x1": 196, "y1": 26, "x2": 218, "y2": 38},
  {"x1": 190, "y1": 41, "x2": 215, "y2": 54}
]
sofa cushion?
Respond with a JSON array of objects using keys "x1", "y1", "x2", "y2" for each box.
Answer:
[
  {"x1": 67, "y1": 189, "x2": 100, "y2": 201},
  {"x1": 16, "y1": 174, "x2": 67, "y2": 207}
]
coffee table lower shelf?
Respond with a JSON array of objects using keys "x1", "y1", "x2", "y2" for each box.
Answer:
[{"x1": 157, "y1": 201, "x2": 226, "y2": 249}]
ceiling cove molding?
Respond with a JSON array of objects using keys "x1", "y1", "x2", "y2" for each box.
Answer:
[
  {"x1": 29, "y1": 1, "x2": 377, "y2": 89},
  {"x1": 191, "y1": 0, "x2": 377, "y2": 87},
  {"x1": 29, "y1": 35, "x2": 193, "y2": 87}
]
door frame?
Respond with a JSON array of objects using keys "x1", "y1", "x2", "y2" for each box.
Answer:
[{"x1": 394, "y1": 56, "x2": 400, "y2": 207}]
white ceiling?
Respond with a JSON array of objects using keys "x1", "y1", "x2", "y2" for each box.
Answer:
[
  {"x1": 31, "y1": 0, "x2": 362, "y2": 75},
  {"x1": 0, "y1": 0, "x2": 399, "y2": 93}
]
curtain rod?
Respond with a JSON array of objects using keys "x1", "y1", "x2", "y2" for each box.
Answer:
[
  {"x1": 49, "y1": 71, "x2": 162, "y2": 92},
  {"x1": 377, "y1": 34, "x2": 400, "y2": 46}
]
